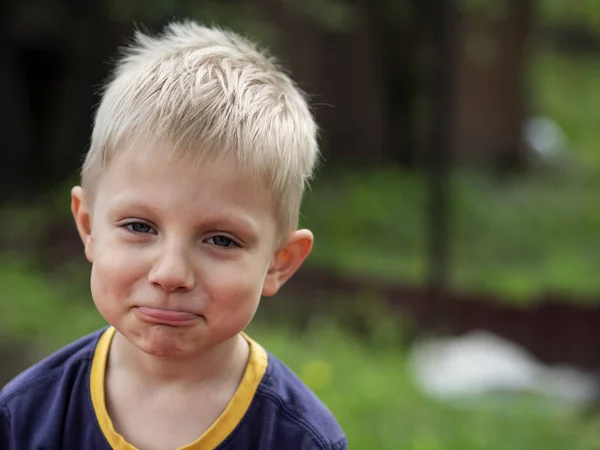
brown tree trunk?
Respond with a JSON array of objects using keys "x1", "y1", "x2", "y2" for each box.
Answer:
[{"x1": 450, "y1": 0, "x2": 533, "y2": 168}]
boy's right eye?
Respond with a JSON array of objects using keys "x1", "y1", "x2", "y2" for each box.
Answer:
[{"x1": 124, "y1": 222, "x2": 156, "y2": 234}]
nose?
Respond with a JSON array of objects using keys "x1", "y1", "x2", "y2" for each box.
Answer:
[{"x1": 148, "y1": 245, "x2": 195, "y2": 293}]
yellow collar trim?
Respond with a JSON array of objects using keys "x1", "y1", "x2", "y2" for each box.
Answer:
[{"x1": 90, "y1": 327, "x2": 268, "y2": 450}]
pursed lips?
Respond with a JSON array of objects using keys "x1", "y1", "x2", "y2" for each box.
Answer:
[{"x1": 135, "y1": 306, "x2": 201, "y2": 326}]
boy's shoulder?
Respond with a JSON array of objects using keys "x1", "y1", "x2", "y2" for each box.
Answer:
[
  {"x1": 0, "y1": 328, "x2": 110, "y2": 449},
  {"x1": 228, "y1": 342, "x2": 347, "y2": 450},
  {"x1": 0, "y1": 328, "x2": 104, "y2": 409}
]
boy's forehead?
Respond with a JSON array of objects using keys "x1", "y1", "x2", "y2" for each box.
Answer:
[
  {"x1": 103, "y1": 142, "x2": 228, "y2": 185},
  {"x1": 96, "y1": 143, "x2": 272, "y2": 208}
]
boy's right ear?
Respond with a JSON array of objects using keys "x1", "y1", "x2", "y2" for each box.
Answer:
[{"x1": 71, "y1": 186, "x2": 94, "y2": 263}]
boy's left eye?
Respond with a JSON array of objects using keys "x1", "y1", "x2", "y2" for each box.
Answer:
[
  {"x1": 125, "y1": 222, "x2": 156, "y2": 234},
  {"x1": 206, "y1": 235, "x2": 238, "y2": 248}
]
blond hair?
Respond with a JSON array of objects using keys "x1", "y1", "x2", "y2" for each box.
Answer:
[{"x1": 82, "y1": 20, "x2": 319, "y2": 235}]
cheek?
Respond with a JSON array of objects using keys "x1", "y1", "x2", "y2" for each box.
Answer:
[
  {"x1": 203, "y1": 258, "x2": 268, "y2": 316},
  {"x1": 89, "y1": 244, "x2": 145, "y2": 308},
  {"x1": 90, "y1": 263, "x2": 116, "y2": 324}
]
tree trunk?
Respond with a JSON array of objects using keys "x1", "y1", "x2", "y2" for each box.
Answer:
[{"x1": 450, "y1": 0, "x2": 533, "y2": 169}]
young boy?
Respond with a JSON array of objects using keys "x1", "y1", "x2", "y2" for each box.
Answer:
[{"x1": 0, "y1": 21, "x2": 347, "y2": 450}]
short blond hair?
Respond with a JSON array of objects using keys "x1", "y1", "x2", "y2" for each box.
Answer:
[{"x1": 82, "y1": 20, "x2": 319, "y2": 235}]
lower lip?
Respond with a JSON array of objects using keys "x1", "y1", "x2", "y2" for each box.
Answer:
[{"x1": 136, "y1": 307, "x2": 199, "y2": 326}]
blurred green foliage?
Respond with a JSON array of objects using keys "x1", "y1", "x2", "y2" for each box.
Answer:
[
  {"x1": 540, "y1": 0, "x2": 600, "y2": 31},
  {"x1": 300, "y1": 49, "x2": 600, "y2": 303},
  {"x1": 530, "y1": 51, "x2": 600, "y2": 172},
  {"x1": 0, "y1": 256, "x2": 101, "y2": 347},
  {"x1": 303, "y1": 169, "x2": 600, "y2": 303},
  {"x1": 459, "y1": 0, "x2": 600, "y2": 30},
  {"x1": 279, "y1": 0, "x2": 357, "y2": 32}
]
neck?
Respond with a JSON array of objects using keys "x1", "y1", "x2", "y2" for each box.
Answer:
[{"x1": 109, "y1": 331, "x2": 250, "y2": 388}]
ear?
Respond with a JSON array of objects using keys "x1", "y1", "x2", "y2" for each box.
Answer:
[
  {"x1": 71, "y1": 186, "x2": 94, "y2": 263},
  {"x1": 262, "y1": 229, "x2": 314, "y2": 297}
]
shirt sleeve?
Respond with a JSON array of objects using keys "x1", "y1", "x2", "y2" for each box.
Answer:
[
  {"x1": 0, "y1": 401, "x2": 11, "y2": 450},
  {"x1": 331, "y1": 438, "x2": 348, "y2": 450}
]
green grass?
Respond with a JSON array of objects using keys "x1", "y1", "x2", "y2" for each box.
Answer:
[
  {"x1": 250, "y1": 323, "x2": 600, "y2": 450},
  {"x1": 1, "y1": 259, "x2": 599, "y2": 449},
  {"x1": 0, "y1": 255, "x2": 104, "y2": 348},
  {"x1": 530, "y1": 51, "x2": 600, "y2": 172},
  {"x1": 301, "y1": 170, "x2": 600, "y2": 303}
]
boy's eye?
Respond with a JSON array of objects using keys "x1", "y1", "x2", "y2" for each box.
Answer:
[
  {"x1": 125, "y1": 222, "x2": 155, "y2": 234},
  {"x1": 206, "y1": 235, "x2": 238, "y2": 248}
]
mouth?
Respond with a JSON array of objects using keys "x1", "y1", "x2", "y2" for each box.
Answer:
[{"x1": 135, "y1": 306, "x2": 200, "y2": 326}]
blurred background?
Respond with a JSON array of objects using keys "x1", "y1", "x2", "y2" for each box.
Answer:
[{"x1": 2, "y1": 0, "x2": 600, "y2": 448}]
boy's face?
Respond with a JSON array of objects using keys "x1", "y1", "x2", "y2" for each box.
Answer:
[{"x1": 71, "y1": 145, "x2": 312, "y2": 358}]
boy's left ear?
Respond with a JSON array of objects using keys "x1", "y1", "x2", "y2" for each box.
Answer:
[{"x1": 262, "y1": 229, "x2": 314, "y2": 297}]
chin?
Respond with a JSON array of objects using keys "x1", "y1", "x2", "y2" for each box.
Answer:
[{"x1": 128, "y1": 322, "x2": 204, "y2": 358}]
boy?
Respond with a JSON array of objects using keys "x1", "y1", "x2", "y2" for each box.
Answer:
[{"x1": 0, "y1": 21, "x2": 347, "y2": 450}]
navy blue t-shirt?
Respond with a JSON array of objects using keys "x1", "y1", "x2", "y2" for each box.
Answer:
[{"x1": 0, "y1": 327, "x2": 346, "y2": 449}]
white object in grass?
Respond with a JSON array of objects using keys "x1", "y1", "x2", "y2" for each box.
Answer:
[{"x1": 409, "y1": 330, "x2": 598, "y2": 407}]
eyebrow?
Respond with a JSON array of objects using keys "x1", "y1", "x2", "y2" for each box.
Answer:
[
  {"x1": 201, "y1": 216, "x2": 260, "y2": 241},
  {"x1": 108, "y1": 196, "x2": 160, "y2": 218}
]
